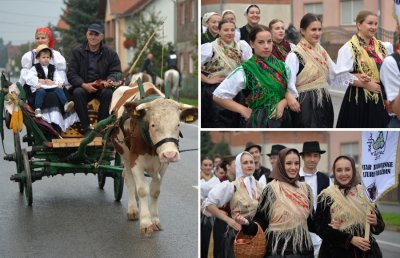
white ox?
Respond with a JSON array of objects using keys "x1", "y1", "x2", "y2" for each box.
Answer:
[{"x1": 109, "y1": 82, "x2": 197, "y2": 236}]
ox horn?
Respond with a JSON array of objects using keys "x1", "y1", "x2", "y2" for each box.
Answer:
[
  {"x1": 178, "y1": 103, "x2": 194, "y2": 110},
  {"x1": 136, "y1": 102, "x2": 151, "y2": 111}
]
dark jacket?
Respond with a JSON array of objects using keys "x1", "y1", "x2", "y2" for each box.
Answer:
[
  {"x1": 141, "y1": 58, "x2": 156, "y2": 77},
  {"x1": 67, "y1": 42, "x2": 121, "y2": 88}
]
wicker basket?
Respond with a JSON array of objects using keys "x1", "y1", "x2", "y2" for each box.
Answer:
[{"x1": 234, "y1": 222, "x2": 266, "y2": 258}]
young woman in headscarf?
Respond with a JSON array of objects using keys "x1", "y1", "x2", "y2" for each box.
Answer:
[
  {"x1": 202, "y1": 151, "x2": 264, "y2": 258},
  {"x1": 239, "y1": 4, "x2": 261, "y2": 44},
  {"x1": 18, "y1": 27, "x2": 79, "y2": 132},
  {"x1": 269, "y1": 19, "x2": 296, "y2": 61},
  {"x1": 201, "y1": 12, "x2": 221, "y2": 44},
  {"x1": 201, "y1": 19, "x2": 252, "y2": 128},
  {"x1": 213, "y1": 25, "x2": 292, "y2": 128},
  {"x1": 336, "y1": 10, "x2": 392, "y2": 128},
  {"x1": 314, "y1": 155, "x2": 384, "y2": 258},
  {"x1": 222, "y1": 9, "x2": 241, "y2": 42},
  {"x1": 236, "y1": 148, "x2": 315, "y2": 257}
]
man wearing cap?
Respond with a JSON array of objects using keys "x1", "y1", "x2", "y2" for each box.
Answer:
[
  {"x1": 244, "y1": 142, "x2": 270, "y2": 181},
  {"x1": 299, "y1": 141, "x2": 330, "y2": 257},
  {"x1": 67, "y1": 23, "x2": 122, "y2": 136}
]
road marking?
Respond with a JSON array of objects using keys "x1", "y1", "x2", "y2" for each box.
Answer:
[
  {"x1": 376, "y1": 240, "x2": 400, "y2": 248},
  {"x1": 192, "y1": 186, "x2": 198, "y2": 189}
]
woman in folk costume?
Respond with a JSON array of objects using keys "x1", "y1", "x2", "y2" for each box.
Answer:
[
  {"x1": 201, "y1": 19, "x2": 252, "y2": 128},
  {"x1": 213, "y1": 25, "x2": 292, "y2": 128},
  {"x1": 269, "y1": 19, "x2": 296, "y2": 62},
  {"x1": 222, "y1": 9, "x2": 241, "y2": 42},
  {"x1": 285, "y1": 13, "x2": 345, "y2": 128},
  {"x1": 239, "y1": 4, "x2": 261, "y2": 44},
  {"x1": 201, "y1": 12, "x2": 221, "y2": 44},
  {"x1": 200, "y1": 157, "x2": 220, "y2": 258},
  {"x1": 314, "y1": 155, "x2": 384, "y2": 258},
  {"x1": 336, "y1": 10, "x2": 392, "y2": 128},
  {"x1": 18, "y1": 27, "x2": 79, "y2": 132},
  {"x1": 236, "y1": 148, "x2": 315, "y2": 257},
  {"x1": 203, "y1": 152, "x2": 264, "y2": 258}
]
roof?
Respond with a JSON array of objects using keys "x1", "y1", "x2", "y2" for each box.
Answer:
[
  {"x1": 56, "y1": 18, "x2": 70, "y2": 30},
  {"x1": 109, "y1": 0, "x2": 152, "y2": 15}
]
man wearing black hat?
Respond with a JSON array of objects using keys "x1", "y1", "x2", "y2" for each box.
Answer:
[
  {"x1": 258, "y1": 144, "x2": 287, "y2": 185},
  {"x1": 244, "y1": 142, "x2": 270, "y2": 181},
  {"x1": 299, "y1": 141, "x2": 330, "y2": 257},
  {"x1": 68, "y1": 23, "x2": 122, "y2": 137}
]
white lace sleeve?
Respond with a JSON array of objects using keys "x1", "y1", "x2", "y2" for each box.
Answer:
[
  {"x1": 201, "y1": 42, "x2": 213, "y2": 66},
  {"x1": 289, "y1": 42, "x2": 297, "y2": 52},
  {"x1": 26, "y1": 66, "x2": 39, "y2": 93},
  {"x1": 383, "y1": 42, "x2": 393, "y2": 55},
  {"x1": 327, "y1": 58, "x2": 357, "y2": 89},
  {"x1": 202, "y1": 180, "x2": 234, "y2": 210},
  {"x1": 285, "y1": 52, "x2": 299, "y2": 98},
  {"x1": 213, "y1": 68, "x2": 245, "y2": 99},
  {"x1": 235, "y1": 29, "x2": 241, "y2": 42},
  {"x1": 200, "y1": 176, "x2": 221, "y2": 204},
  {"x1": 53, "y1": 69, "x2": 64, "y2": 84},
  {"x1": 239, "y1": 40, "x2": 252, "y2": 61},
  {"x1": 52, "y1": 50, "x2": 68, "y2": 85},
  {"x1": 381, "y1": 56, "x2": 400, "y2": 102},
  {"x1": 19, "y1": 51, "x2": 34, "y2": 85},
  {"x1": 328, "y1": 44, "x2": 357, "y2": 89}
]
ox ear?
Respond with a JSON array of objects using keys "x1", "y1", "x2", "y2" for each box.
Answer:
[
  {"x1": 180, "y1": 107, "x2": 198, "y2": 123},
  {"x1": 126, "y1": 101, "x2": 145, "y2": 119}
]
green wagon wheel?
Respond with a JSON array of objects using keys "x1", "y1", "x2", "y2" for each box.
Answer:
[
  {"x1": 113, "y1": 152, "x2": 123, "y2": 201},
  {"x1": 14, "y1": 132, "x2": 24, "y2": 193},
  {"x1": 97, "y1": 172, "x2": 106, "y2": 189},
  {"x1": 22, "y1": 148, "x2": 32, "y2": 206}
]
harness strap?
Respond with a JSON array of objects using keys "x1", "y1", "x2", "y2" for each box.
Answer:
[
  {"x1": 112, "y1": 88, "x2": 139, "y2": 113},
  {"x1": 153, "y1": 137, "x2": 179, "y2": 149}
]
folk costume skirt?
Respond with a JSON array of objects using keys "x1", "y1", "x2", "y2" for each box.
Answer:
[{"x1": 336, "y1": 85, "x2": 389, "y2": 128}]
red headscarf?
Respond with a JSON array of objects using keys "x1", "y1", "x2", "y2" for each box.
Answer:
[{"x1": 35, "y1": 27, "x2": 56, "y2": 49}]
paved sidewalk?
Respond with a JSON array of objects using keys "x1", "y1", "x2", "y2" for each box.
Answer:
[{"x1": 378, "y1": 203, "x2": 400, "y2": 214}]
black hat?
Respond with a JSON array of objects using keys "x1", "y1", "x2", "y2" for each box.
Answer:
[
  {"x1": 88, "y1": 23, "x2": 103, "y2": 34},
  {"x1": 300, "y1": 141, "x2": 326, "y2": 155},
  {"x1": 267, "y1": 144, "x2": 287, "y2": 157},
  {"x1": 244, "y1": 142, "x2": 262, "y2": 152}
]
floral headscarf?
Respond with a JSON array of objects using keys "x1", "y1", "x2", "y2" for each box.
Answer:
[{"x1": 35, "y1": 27, "x2": 56, "y2": 49}]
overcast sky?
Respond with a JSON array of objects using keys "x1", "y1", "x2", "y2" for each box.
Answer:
[{"x1": 0, "y1": 0, "x2": 65, "y2": 45}]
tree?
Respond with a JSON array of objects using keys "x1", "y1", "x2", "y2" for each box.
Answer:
[
  {"x1": 125, "y1": 10, "x2": 173, "y2": 77},
  {"x1": 201, "y1": 131, "x2": 213, "y2": 158},
  {"x1": 0, "y1": 38, "x2": 8, "y2": 68},
  {"x1": 56, "y1": 0, "x2": 100, "y2": 62},
  {"x1": 209, "y1": 142, "x2": 231, "y2": 157}
]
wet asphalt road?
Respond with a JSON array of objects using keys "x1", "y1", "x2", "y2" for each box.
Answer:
[{"x1": 0, "y1": 123, "x2": 199, "y2": 258}]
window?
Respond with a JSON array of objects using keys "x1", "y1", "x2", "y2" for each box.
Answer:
[
  {"x1": 341, "y1": 142, "x2": 359, "y2": 164},
  {"x1": 341, "y1": 0, "x2": 363, "y2": 25},
  {"x1": 189, "y1": 52, "x2": 193, "y2": 74},
  {"x1": 304, "y1": 3, "x2": 323, "y2": 15},
  {"x1": 181, "y1": 3, "x2": 185, "y2": 25}
]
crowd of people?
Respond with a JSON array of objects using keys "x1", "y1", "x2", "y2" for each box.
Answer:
[
  {"x1": 201, "y1": 5, "x2": 399, "y2": 128},
  {"x1": 200, "y1": 141, "x2": 385, "y2": 258}
]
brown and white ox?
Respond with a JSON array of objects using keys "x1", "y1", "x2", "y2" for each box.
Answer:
[{"x1": 109, "y1": 82, "x2": 197, "y2": 236}]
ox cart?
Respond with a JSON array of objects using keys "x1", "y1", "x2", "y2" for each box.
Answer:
[{"x1": 0, "y1": 73, "x2": 124, "y2": 206}]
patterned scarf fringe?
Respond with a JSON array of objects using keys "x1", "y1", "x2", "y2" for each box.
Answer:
[
  {"x1": 299, "y1": 87, "x2": 331, "y2": 108},
  {"x1": 261, "y1": 183, "x2": 312, "y2": 255}
]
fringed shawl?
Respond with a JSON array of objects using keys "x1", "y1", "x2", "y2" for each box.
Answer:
[
  {"x1": 272, "y1": 39, "x2": 291, "y2": 61},
  {"x1": 230, "y1": 177, "x2": 264, "y2": 219},
  {"x1": 204, "y1": 38, "x2": 242, "y2": 77},
  {"x1": 318, "y1": 184, "x2": 373, "y2": 236},
  {"x1": 241, "y1": 54, "x2": 288, "y2": 125},
  {"x1": 295, "y1": 38, "x2": 331, "y2": 107},
  {"x1": 348, "y1": 34, "x2": 388, "y2": 104},
  {"x1": 262, "y1": 180, "x2": 313, "y2": 255}
]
